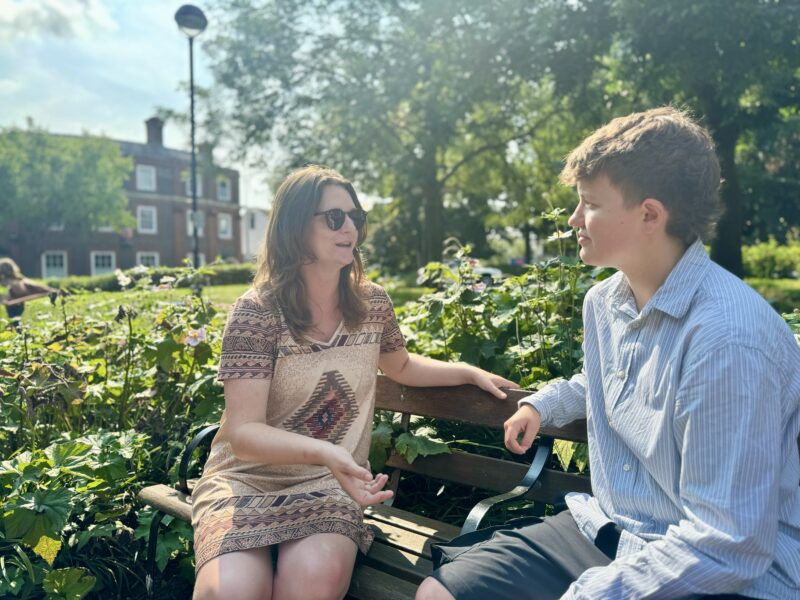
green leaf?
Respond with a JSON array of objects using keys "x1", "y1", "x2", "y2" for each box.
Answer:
[
  {"x1": 553, "y1": 439, "x2": 576, "y2": 472},
  {"x1": 395, "y1": 431, "x2": 451, "y2": 465},
  {"x1": 4, "y1": 488, "x2": 73, "y2": 552},
  {"x1": 368, "y1": 422, "x2": 394, "y2": 472},
  {"x1": 32, "y1": 534, "x2": 61, "y2": 566},
  {"x1": 44, "y1": 441, "x2": 93, "y2": 471},
  {"x1": 42, "y1": 567, "x2": 96, "y2": 600}
]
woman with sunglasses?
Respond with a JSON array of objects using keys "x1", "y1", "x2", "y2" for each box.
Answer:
[{"x1": 192, "y1": 165, "x2": 516, "y2": 600}]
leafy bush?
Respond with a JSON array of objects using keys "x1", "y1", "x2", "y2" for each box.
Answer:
[
  {"x1": 45, "y1": 263, "x2": 255, "y2": 293},
  {"x1": 1, "y1": 268, "x2": 224, "y2": 598},
  {"x1": 742, "y1": 239, "x2": 800, "y2": 278}
]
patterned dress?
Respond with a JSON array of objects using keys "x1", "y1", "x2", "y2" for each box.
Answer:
[{"x1": 192, "y1": 282, "x2": 405, "y2": 573}]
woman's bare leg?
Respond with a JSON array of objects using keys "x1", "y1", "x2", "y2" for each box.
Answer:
[
  {"x1": 193, "y1": 547, "x2": 274, "y2": 600},
  {"x1": 273, "y1": 533, "x2": 358, "y2": 600}
]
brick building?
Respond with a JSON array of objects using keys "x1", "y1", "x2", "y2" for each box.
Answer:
[{"x1": 3, "y1": 117, "x2": 242, "y2": 278}]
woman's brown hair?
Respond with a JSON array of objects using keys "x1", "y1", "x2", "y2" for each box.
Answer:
[
  {"x1": 0, "y1": 258, "x2": 23, "y2": 283},
  {"x1": 253, "y1": 165, "x2": 368, "y2": 340}
]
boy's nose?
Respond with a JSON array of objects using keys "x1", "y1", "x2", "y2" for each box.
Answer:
[{"x1": 567, "y1": 204, "x2": 583, "y2": 229}]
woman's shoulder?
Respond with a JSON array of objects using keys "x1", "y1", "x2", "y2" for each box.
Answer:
[
  {"x1": 231, "y1": 287, "x2": 281, "y2": 320},
  {"x1": 361, "y1": 280, "x2": 391, "y2": 303}
]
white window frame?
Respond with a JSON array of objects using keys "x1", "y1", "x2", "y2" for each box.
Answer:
[
  {"x1": 137, "y1": 205, "x2": 158, "y2": 234},
  {"x1": 183, "y1": 172, "x2": 203, "y2": 198},
  {"x1": 96, "y1": 223, "x2": 114, "y2": 233},
  {"x1": 217, "y1": 176, "x2": 231, "y2": 202},
  {"x1": 136, "y1": 252, "x2": 160, "y2": 268},
  {"x1": 187, "y1": 209, "x2": 205, "y2": 238},
  {"x1": 48, "y1": 222, "x2": 65, "y2": 232},
  {"x1": 136, "y1": 164, "x2": 157, "y2": 192},
  {"x1": 90, "y1": 251, "x2": 116, "y2": 276},
  {"x1": 185, "y1": 252, "x2": 206, "y2": 267},
  {"x1": 217, "y1": 213, "x2": 233, "y2": 240},
  {"x1": 41, "y1": 251, "x2": 68, "y2": 279}
]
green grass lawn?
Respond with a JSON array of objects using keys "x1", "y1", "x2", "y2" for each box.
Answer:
[{"x1": 4, "y1": 277, "x2": 794, "y2": 326}]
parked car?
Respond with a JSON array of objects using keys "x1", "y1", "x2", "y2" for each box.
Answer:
[{"x1": 416, "y1": 258, "x2": 503, "y2": 287}]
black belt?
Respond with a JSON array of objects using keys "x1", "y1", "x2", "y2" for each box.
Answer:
[{"x1": 594, "y1": 522, "x2": 622, "y2": 560}]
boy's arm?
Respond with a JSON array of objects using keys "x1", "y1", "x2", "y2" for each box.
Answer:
[
  {"x1": 518, "y1": 371, "x2": 588, "y2": 428},
  {"x1": 561, "y1": 343, "x2": 781, "y2": 599}
]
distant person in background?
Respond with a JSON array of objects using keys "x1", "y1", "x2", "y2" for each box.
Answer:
[{"x1": 0, "y1": 258, "x2": 55, "y2": 328}]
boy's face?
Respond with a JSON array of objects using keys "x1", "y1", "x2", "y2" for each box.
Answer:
[{"x1": 568, "y1": 175, "x2": 644, "y2": 270}]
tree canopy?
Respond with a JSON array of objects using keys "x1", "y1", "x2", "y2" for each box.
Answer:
[
  {"x1": 204, "y1": 0, "x2": 800, "y2": 274},
  {"x1": 0, "y1": 126, "x2": 133, "y2": 240}
]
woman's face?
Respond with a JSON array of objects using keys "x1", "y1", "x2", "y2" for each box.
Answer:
[{"x1": 306, "y1": 185, "x2": 361, "y2": 270}]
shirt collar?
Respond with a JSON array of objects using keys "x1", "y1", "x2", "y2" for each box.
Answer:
[{"x1": 608, "y1": 240, "x2": 710, "y2": 320}]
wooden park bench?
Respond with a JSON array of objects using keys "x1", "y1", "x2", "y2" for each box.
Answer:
[{"x1": 137, "y1": 374, "x2": 590, "y2": 599}]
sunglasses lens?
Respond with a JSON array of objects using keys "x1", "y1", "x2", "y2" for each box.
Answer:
[
  {"x1": 349, "y1": 210, "x2": 366, "y2": 229},
  {"x1": 326, "y1": 209, "x2": 346, "y2": 230}
]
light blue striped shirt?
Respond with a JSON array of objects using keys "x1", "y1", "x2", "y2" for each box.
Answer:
[{"x1": 521, "y1": 241, "x2": 800, "y2": 599}]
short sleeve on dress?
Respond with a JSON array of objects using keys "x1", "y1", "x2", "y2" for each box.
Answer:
[
  {"x1": 374, "y1": 286, "x2": 406, "y2": 354},
  {"x1": 217, "y1": 293, "x2": 281, "y2": 380}
]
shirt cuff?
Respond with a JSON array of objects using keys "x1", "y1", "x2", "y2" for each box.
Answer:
[{"x1": 518, "y1": 390, "x2": 555, "y2": 427}]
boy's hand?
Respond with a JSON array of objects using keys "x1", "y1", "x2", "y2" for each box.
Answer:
[
  {"x1": 469, "y1": 367, "x2": 519, "y2": 399},
  {"x1": 504, "y1": 404, "x2": 541, "y2": 454}
]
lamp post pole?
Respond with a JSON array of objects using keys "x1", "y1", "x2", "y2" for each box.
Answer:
[{"x1": 174, "y1": 4, "x2": 207, "y2": 269}]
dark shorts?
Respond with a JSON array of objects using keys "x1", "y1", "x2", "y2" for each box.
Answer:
[{"x1": 430, "y1": 510, "x2": 754, "y2": 600}]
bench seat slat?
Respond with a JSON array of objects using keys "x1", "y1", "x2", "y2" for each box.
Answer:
[
  {"x1": 365, "y1": 504, "x2": 460, "y2": 542},
  {"x1": 138, "y1": 484, "x2": 192, "y2": 522},
  {"x1": 360, "y1": 542, "x2": 433, "y2": 583},
  {"x1": 347, "y1": 564, "x2": 418, "y2": 600}
]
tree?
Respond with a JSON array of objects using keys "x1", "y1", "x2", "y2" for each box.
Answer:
[
  {"x1": 206, "y1": 0, "x2": 611, "y2": 264},
  {"x1": 0, "y1": 126, "x2": 133, "y2": 241},
  {"x1": 600, "y1": 0, "x2": 800, "y2": 275}
]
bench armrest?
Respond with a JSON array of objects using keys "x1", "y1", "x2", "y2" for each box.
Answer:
[
  {"x1": 459, "y1": 436, "x2": 554, "y2": 535},
  {"x1": 177, "y1": 424, "x2": 220, "y2": 495}
]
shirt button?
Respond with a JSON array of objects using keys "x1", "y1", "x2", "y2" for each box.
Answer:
[
  {"x1": 616, "y1": 370, "x2": 625, "y2": 380},
  {"x1": 623, "y1": 464, "x2": 631, "y2": 472}
]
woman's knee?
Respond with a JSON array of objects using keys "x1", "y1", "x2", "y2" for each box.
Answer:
[
  {"x1": 415, "y1": 576, "x2": 456, "y2": 600},
  {"x1": 193, "y1": 549, "x2": 273, "y2": 600},
  {"x1": 276, "y1": 554, "x2": 353, "y2": 599}
]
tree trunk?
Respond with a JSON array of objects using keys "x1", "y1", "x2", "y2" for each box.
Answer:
[
  {"x1": 709, "y1": 124, "x2": 744, "y2": 277},
  {"x1": 420, "y1": 153, "x2": 443, "y2": 264},
  {"x1": 523, "y1": 222, "x2": 532, "y2": 264}
]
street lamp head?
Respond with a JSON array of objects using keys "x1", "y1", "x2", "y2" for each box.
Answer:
[{"x1": 175, "y1": 4, "x2": 207, "y2": 38}]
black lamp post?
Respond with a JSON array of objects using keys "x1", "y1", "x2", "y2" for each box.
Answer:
[{"x1": 174, "y1": 4, "x2": 207, "y2": 269}]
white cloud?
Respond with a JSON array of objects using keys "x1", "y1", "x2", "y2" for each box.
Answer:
[{"x1": 0, "y1": 0, "x2": 116, "y2": 42}]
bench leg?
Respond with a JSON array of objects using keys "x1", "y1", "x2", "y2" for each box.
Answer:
[{"x1": 145, "y1": 510, "x2": 167, "y2": 598}]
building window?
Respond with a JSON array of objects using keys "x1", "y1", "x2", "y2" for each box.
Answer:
[
  {"x1": 185, "y1": 253, "x2": 206, "y2": 267},
  {"x1": 137, "y1": 205, "x2": 157, "y2": 234},
  {"x1": 41, "y1": 251, "x2": 67, "y2": 279},
  {"x1": 218, "y1": 213, "x2": 233, "y2": 240},
  {"x1": 183, "y1": 171, "x2": 203, "y2": 198},
  {"x1": 136, "y1": 165, "x2": 157, "y2": 192},
  {"x1": 90, "y1": 251, "x2": 116, "y2": 276},
  {"x1": 217, "y1": 176, "x2": 231, "y2": 202},
  {"x1": 187, "y1": 209, "x2": 205, "y2": 238},
  {"x1": 96, "y1": 223, "x2": 114, "y2": 233},
  {"x1": 136, "y1": 252, "x2": 160, "y2": 268},
  {"x1": 48, "y1": 222, "x2": 65, "y2": 232}
]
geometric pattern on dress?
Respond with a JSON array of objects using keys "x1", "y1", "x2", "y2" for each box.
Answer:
[
  {"x1": 282, "y1": 370, "x2": 358, "y2": 444},
  {"x1": 278, "y1": 331, "x2": 383, "y2": 357},
  {"x1": 194, "y1": 486, "x2": 374, "y2": 573}
]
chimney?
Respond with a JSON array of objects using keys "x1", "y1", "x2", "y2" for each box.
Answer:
[{"x1": 145, "y1": 117, "x2": 164, "y2": 146}]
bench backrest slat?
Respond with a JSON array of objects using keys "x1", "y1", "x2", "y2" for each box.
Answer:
[
  {"x1": 375, "y1": 375, "x2": 588, "y2": 443},
  {"x1": 386, "y1": 449, "x2": 591, "y2": 505}
]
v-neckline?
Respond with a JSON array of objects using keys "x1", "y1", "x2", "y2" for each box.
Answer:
[{"x1": 304, "y1": 319, "x2": 345, "y2": 346}]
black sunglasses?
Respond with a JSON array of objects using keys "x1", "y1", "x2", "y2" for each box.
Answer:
[{"x1": 314, "y1": 208, "x2": 368, "y2": 231}]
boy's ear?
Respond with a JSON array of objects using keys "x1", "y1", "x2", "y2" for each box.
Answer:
[{"x1": 641, "y1": 198, "x2": 669, "y2": 233}]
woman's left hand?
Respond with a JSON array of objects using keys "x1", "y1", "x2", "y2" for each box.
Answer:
[{"x1": 469, "y1": 367, "x2": 519, "y2": 399}]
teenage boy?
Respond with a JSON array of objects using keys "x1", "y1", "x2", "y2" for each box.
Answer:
[{"x1": 416, "y1": 107, "x2": 800, "y2": 600}]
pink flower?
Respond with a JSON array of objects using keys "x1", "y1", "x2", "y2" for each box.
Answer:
[{"x1": 186, "y1": 327, "x2": 207, "y2": 347}]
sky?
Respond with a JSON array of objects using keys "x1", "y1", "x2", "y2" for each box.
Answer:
[{"x1": 0, "y1": 0, "x2": 271, "y2": 208}]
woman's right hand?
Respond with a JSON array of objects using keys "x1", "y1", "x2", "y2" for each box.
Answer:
[{"x1": 324, "y1": 444, "x2": 394, "y2": 507}]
